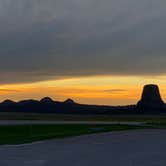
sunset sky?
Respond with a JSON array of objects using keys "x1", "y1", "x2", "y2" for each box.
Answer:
[{"x1": 0, "y1": 0, "x2": 166, "y2": 105}]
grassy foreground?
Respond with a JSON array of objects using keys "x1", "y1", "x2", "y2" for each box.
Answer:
[
  {"x1": 0, "y1": 124, "x2": 150, "y2": 145},
  {"x1": 1, "y1": 113, "x2": 166, "y2": 123}
]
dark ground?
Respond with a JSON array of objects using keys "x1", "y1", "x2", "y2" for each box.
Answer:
[{"x1": 0, "y1": 129, "x2": 166, "y2": 166}]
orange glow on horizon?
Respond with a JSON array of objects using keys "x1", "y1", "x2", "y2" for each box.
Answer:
[{"x1": 1, "y1": 75, "x2": 166, "y2": 105}]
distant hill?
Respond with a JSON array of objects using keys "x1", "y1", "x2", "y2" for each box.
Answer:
[
  {"x1": 0, "y1": 97, "x2": 135, "y2": 115},
  {"x1": 0, "y1": 84, "x2": 166, "y2": 115}
]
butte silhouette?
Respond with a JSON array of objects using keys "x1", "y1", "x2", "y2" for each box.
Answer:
[
  {"x1": 137, "y1": 84, "x2": 165, "y2": 112},
  {"x1": 0, "y1": 84, "x2": 165, "y2": 114}
]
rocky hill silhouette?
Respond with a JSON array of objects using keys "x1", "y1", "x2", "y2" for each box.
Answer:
[
  {"x1": 0, "y1": 84, "x2": 165, "y2": 114},
  {"x1": 137, "y1": 84, "x2": 165, "y2": 112}
]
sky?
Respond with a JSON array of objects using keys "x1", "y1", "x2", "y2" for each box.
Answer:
[{"x1": 0, "y1": 0, "x2": 166, "y2": 105}]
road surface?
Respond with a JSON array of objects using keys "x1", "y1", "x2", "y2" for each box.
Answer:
[{"x1": 0, "y1": 129, "x2": 166, "y2": 166}]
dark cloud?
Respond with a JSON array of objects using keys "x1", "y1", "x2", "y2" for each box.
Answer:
[{"x1": 0, "y1": 0, "x2": 166, "y2": 84}]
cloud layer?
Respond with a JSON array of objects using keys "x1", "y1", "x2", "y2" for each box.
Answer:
[{"x1": 1, "y1": 0, "x2": 166, "y2": 84}]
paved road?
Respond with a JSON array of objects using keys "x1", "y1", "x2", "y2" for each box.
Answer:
[
  {"x1": 0, "y1": 120, "x2": 144, "y2": 125},
  {"x1": 0, "y1": 129, "x2": 166, "y2": 166}
]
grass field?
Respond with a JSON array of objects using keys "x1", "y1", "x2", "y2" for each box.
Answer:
[
  {"x1": 0, "y1": 124, "x2": 151, "y2": 145},
  {"x1": 1, "y1": 112, "x2": 166, "y2": 123},
  {"x1": 0, "y1": 112, "x2": 166, "y2": 145}
]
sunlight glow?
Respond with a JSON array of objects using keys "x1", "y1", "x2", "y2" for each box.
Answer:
[{"x1": 1, "y1": 75, "x2": 166, "y2": 105}]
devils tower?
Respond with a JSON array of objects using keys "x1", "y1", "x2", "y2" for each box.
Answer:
[{"x1": 137, "y1": 84, "x2": 165, "y2": 112}]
